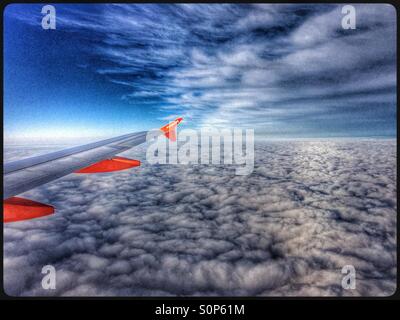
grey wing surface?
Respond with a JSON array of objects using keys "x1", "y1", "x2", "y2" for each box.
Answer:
[{"x1": 4, "y1": 130, "x2": 161, "y2": 199}]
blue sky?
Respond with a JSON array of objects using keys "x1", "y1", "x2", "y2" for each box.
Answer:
[{"x1": 3, "y1": 4, "x2": 397, "y2": 143}]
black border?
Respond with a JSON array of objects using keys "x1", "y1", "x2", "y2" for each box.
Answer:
[{"x1": 0, "y1": 0, "x2": 398, "y2": 307}]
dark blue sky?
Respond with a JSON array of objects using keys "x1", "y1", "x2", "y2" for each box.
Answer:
[{"x1": 4, "y1": 4, "x2": 396, "y2": 142}]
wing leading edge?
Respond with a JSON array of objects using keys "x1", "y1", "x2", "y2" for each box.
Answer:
[{"x1": 3, "y1": 117, "x2": 183, "y2": 222}]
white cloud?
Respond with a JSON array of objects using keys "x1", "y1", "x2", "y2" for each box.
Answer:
[{"x1": 3, "y1": 140, "x2": 396, "y2": 296}]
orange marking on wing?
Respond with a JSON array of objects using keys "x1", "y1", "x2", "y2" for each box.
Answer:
[
  {"x1": 75, "y1": 157, "x2": 141, "y2": 173},
  {"x1": 4, "y1": 197, "x2": 54, "y2": 223}
]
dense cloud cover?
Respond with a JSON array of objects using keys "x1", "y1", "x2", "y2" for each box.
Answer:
[
  {"x1": 4, "y1": 140, "x2": 396, "y2": 296},
  {"x1": 5, "y1": 4, "x2": 396, "y2": 137}
]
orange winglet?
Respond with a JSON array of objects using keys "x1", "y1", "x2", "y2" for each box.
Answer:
[
  {"x1": 75, "y1": 156, "x2": 140, "y2": 173},
  {"x1": 160, "y1": 117, "x2": 183, "y2": 141},
  {"x1": 4, "y1": 197, "x2": 55, "y2": 223}
]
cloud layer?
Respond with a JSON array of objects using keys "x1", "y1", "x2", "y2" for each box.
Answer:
[
  {"x1": 4, "y1": 140, "x2": 396, "y2": 296},
  {"x1": 6, "y1": 4, "x2": 397, "y2": 137}
]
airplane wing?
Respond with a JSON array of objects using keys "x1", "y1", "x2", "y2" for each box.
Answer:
[{"x1": 3, "y1": 117, "x2": 183, "y2": 223}]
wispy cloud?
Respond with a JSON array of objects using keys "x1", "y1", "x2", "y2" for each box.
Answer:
[{"x1": 6, "y1": 4, "x2": 396, "y2": 137}]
